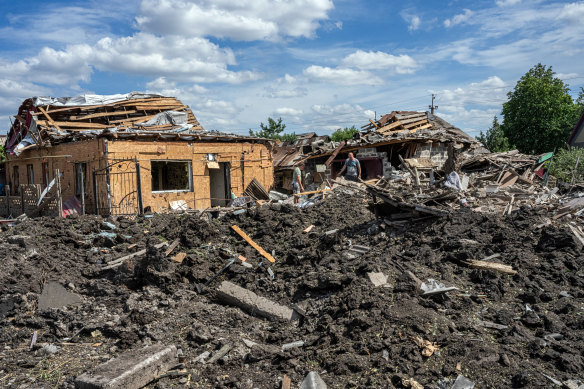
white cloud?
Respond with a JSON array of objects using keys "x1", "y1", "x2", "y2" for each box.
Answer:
[
  {"x1": 303, "y1": 65, "x2": 382, "y2": 85},
  {"x1": 496, "y1": 0, "x2": 521, "y2": 6},
  {"x1": 274, "y1": 107, "x2": 303, "y2": 116},
  {"x1": 557, "y1": 2, "x2": 584, "y2": 24},
  {"x1": 264, "y1": 87, "x2": 308, "y2": 98},
  {"x1": 0, "y1": 33, "x2": 260, "y2": 88},
  {"x1": 136, "y1": 0, "x2": 334, "y2": 41},
  {"x1": 437, "y1": 76, "x2": 508, "y2": 108},
  {"x1": 409, "y1": 15, "x2": 421, "y2": 31},
  {"x1": 342, "y1": 50, "x2": 417, "y2": 74},
  {"x1": 444, "y1": 9, "x2": 473, "y2": 28}
]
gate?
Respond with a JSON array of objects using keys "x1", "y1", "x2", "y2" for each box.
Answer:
[{"x1": 93, "y1": 159, "x2": 143, "y2": 216}]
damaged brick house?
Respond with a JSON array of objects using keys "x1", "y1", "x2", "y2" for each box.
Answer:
[
  {"x1": 3, "y1": 93, "x2": 273, "y2": 216},
  {"x1": 274, "y1": 111, "x2": 480, "y2": 190}
]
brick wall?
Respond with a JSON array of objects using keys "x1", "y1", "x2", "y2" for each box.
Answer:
[{"x1": 6, "y1": 138, "x2": 274, "y2": 214}]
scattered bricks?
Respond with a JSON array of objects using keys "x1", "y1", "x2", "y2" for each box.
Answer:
[
  {"x1": 215, "y1": 281, "x2": 300, "y2": 322},
  {"x1": 75, "y1": 344, "x2": 178, "y2": 389}
]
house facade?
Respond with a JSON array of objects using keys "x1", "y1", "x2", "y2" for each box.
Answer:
[{"x1": 3, "y1": 93, "x2": 273, "y2": 216}]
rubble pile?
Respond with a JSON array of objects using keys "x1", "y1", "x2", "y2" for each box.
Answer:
[{"x1": 0, "y1": 181, "x2": 583, "y2": 388}]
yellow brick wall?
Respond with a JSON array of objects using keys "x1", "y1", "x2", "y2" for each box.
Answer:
[
  {"x1": 5, "y1": 139, "x2": 107, "y2": 212},
  {"x1": 5, "y1": 138, "x2": 274, "y2": 213},
  {"x1": 106, "y1": 139, "x2": 274, "y2": 211}
]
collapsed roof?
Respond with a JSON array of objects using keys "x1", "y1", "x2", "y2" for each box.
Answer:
[
  {"x1": 274, "y1": 111, "x2": 480, "y2": 169},
  {"x1": 5, "y1": 92, "x2": 269, "y2": 155}
]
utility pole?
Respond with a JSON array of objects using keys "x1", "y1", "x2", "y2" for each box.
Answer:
[{"x1": 429, "y1": 94, "x2": 438, "y2": 115}]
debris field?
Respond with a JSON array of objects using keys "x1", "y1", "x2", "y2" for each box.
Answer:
[{"x1": 0, "y1": 182, "x2": 583, "y2": 389}]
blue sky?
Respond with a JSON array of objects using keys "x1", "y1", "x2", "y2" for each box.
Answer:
[{"x1": 0, "y1": 0, "x2": 583, "y2": 137}]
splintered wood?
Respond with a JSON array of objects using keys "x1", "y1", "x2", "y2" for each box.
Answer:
[
  {"x1": 361, "y1": 111, "x2": 431, "y2": 134},
  {"x1": 9, "y1": 96, "x2": 203, "y2": 148},
  {"x1": 466, "y1": 259, "x2": 517, "y2": 275},
  {"x1": 231, "y1": 225, "x2": 275, "y2": 263}
]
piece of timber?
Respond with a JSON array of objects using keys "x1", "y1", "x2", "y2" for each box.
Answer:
[
  {"x1": 325, "y1": 140, "x2": 346, "y2": 167},
  {"x1": 377, "y1": 120, "x2": 403, "y2": 132},
  {"x1": 466, "y1": 259, "x2": 517, "y2": 275},
  {"x1": 164, "y1": 239, "x2": 180, "y2": 256},
  {"x1": 36, "y1": 120, "x2": 108, "y2": 129},
  {"x1": 293, "y1": 189, "x2": 332, "y2": 197},
  {"x1": 37, "y1": 106, "x2": 63, "y2": 132},
  {"x1": 70, "y1": 110, "x2": 138, "y2": 121},
  {"x1": 231, "y1": 225, "x2": 275, "y2": 263},
  {"x1": 100, "y1": 242, "x2": 167, "y2": 270}
]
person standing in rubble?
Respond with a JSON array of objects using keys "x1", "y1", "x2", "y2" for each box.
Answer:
[
  {"x1": 338, "y1": 152, "x2": 361, "y2": 181},
  {"x1": 292, "y1": 162, "x2": 305, "y2": 204}
]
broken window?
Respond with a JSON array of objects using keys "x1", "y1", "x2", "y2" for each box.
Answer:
[
  {"x1": 151, "y1": 160, "x2": 192, "y2": 192},
  {"x1": 27, "y1": 164, "x2": 34, "y2": 184}
]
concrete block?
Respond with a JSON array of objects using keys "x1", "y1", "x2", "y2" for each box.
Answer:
[
  {"x1": 38, "y1": 281, "x2": 82, "y2": 310},
  {"x1": 75, "y1": 344, "x2": 178, "y2": 389},
  {"x1": 216, "y1": 281, "x2": 300, "y2": 322},
  {"x1": 367, "y1": 272, "x2": 389, "y2": 287},
  {"x1": 300, "y1": 371, "x2": 327, "y2": 389}
]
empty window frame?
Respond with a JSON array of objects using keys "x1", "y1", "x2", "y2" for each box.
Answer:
[
  {"x1": 27, "y1": 164, "x2": 34, "y2": 184},
  {"x1": 151, "y1": 160, "x2": 193, "y2": 192}
]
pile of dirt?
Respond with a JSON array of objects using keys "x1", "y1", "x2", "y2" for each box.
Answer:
[{"x1": 0, "y1": 188, "x2": 583, "y2": 388}]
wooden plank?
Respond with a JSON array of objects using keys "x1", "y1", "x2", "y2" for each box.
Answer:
[
  {"x1": 325, "y1": 140, "x2": 346, "y2": 167},
  {"x1": 70, "y1": 110, "x2": 138, "y2": 121},
  {"x1": 377, "y1": 120, "x2": 403, "y2": 133},
  {"x1": 293, "y1": 189, "x2": 332, "y2": 196},
  {"x1": 37, "y1": 106, "x2": 63, "y2": 131},
  {"x1": 36, "y1": 120, "x2": 108, "y2": 129},
  {"x1": 303, "y1": 225, "x2": 315, "y2": 233},
  {"x1": 369, "y1": 119, "x2": 379, "y2": 128},
  {"x1": 108, "y1": 114, "x2": 157, "y2": 124},
  {"x1": 281, "y1": 375, "x2": 291, "y2": 389},
  {"x1": 466, "y1": 259, "x2": 517, "y2": 275},
  {"x1": 403, "y1": 119, "x2": 429, "y2": 129},
  {"x1": 100, "y1": 242, "x2": 167, "y2": 271},
  {"x1": 164, "y1": 239, "x2": 180, "y2": 256},
  {"x1": 231, "y1": 225, "x2": 275, "y2": 263},
  {"x1": 134, "y1": 104, "x2": 187, "y2": 111}
]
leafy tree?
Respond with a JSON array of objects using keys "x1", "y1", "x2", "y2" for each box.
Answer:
[
  {"x1": 0, "y1": 145, "x2": 5, "y2": 163},
  {"x1": 331, "y1": 125, "x2": 359, "y2": 142},
  {"x1": 476, "y1": 116, "x2": 512, "y2": 152},
  {"x1": 249, "y1": 117, "x2": 297, "y2": 142},
  {"x1": 549, "y1": 146, "x2": 584, "y2": 183},
  {"x1": 501, "y1": 64, "x2": 581, "y2": 154}
]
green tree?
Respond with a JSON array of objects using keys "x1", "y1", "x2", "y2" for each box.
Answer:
[
  {"x1": 501, "y1": 64, "x2": 581, "y2": 154},
  {"x1": 476, "y1": 116, "x2": 512, "y2": 152},
  {"x1": 249, "y1": 117, "x2": 297, "y2": 141},
  {"x1": 549, "y1": 147, "x2": 584, "y2": 183},
  {"x1": 331, "y1": 125, "x2": 359, "y2": 142}
]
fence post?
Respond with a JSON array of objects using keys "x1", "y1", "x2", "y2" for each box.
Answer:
[
  {"x1": 78, "y1": 164, "x2": 86, "y2": 215},
  {"x1": 135, "y1": 161, "x2": 144, "y2": 215},
  {"x1": 55, "y1": 169, "x2": 63, "y2": 218},
  {"x1": 5, "y1": 184, "x2": 10, "y2": 217},
  {"x1": 93, "y1": 168, "x2": 98, "y2": 215}
]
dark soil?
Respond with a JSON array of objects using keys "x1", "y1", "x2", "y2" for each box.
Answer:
[{"x1": 0, "y1": 189, "x2": 583, "y2": 388}]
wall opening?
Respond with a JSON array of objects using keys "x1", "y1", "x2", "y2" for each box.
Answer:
[
  {"x1": 209, "y1": 162, "x2": 231, "y2": 207},
  {"x1": 151, "y1": 160, "x2": 193, "y2": 192}
]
